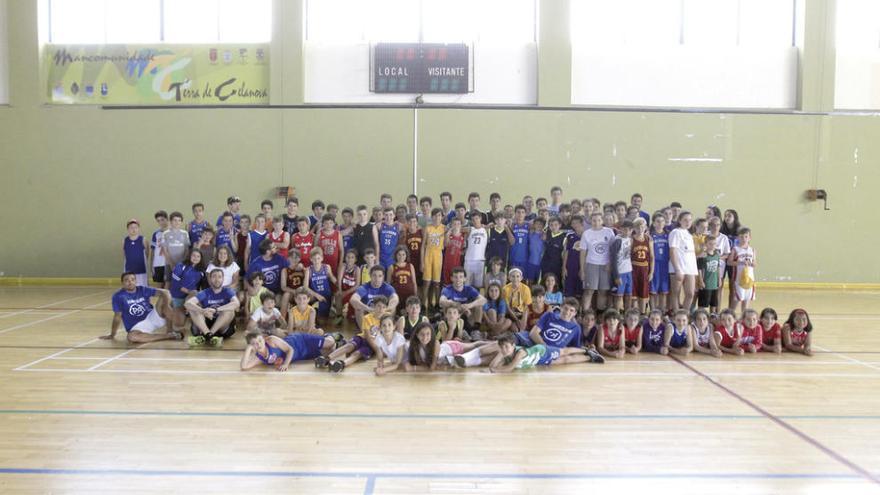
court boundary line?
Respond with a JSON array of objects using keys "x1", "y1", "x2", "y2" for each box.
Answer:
[
  {"x1": 814, "y1": 345, "x2": 880, "y2": 373},
  {"x1": 2, "y1": 408, "x2": 880, "y2": 421},
  {"x1": 86, "y1": 344, "x2": 148, "y2": 371},
  {"x1": 0, "y1": 301, "x2": 108, "y2": 336},
  {"x1": 670, "y1": 355, "x2": 880, "y2": 486},
  {"x1": 0, "y1": 467, "x2": 865, "y2": 481},
  {"x1": 13, "y1": 338, "x2": 102, "y2": 371},
  {"x1": 0, "y1": 291, "x2": 109, "y2": 320}
]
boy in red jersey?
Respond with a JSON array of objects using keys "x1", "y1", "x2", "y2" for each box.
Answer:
[
  {"x1": 291, "y1": 216, "x2": 315, "y2": 268},
  {"x1": 443, "y1": 217, "x2": 466, "y2": 285}
]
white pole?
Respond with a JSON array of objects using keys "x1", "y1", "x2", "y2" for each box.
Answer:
[{"x1": 413, "y1": 106, "x2": 419, "y2": 195}]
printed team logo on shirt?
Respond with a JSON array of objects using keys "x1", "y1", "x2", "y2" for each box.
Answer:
[
  {"x1": 262, "y1": 269, "x2": 278, "y2": 285},
  {"x1": 544, "y1": 327, "x2": 563, "y2": 342},
  {"x1": 129, "y1": 303, "x2": 147, "y2": 318},
  {"x1": 594, "y1": 242, "x2": 609, "y2": 255}
]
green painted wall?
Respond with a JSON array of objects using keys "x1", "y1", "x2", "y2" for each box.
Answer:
[{"x1": 0, "y1": 0, "x2": 877, "y2": 283}]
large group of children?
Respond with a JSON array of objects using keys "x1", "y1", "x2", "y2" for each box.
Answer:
[{"x1": 106, "y1": 188, "x2": 814, "y2": 375}]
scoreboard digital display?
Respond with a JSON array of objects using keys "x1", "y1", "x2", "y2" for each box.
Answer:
[{"x1": 371, "y1": 43, "x2": 471, "y2": 94}]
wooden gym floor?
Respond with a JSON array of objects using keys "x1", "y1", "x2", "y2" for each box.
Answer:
[{"x1": 0, "y1": 286, "x2": 879, "y2": 494}]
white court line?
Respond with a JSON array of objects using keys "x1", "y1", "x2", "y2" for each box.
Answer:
[
  {"x1": 810, "y1": 315, "x2": 880, "y2": 320},
  {"x1": 13, "y1": 338, "x2": 101, "y2": 371},
  {"x1": 86, "y1": 347, "x2": 142, "y2": 371},
  {"x1": 0, "y1": 291, "x2": 109, "y2": 319},
  {"x1": 12, "y1": 368, "x2": 880, "y2": 378},
  {"x1": 814, "y1": 345, "x2": 880, "y2": 373},
  {"x1": 50, "y1": 356, "x2": 242, "y2": 362},
  {"x1": 0, "y1": 300, "x2": 108, "y2": 336}
]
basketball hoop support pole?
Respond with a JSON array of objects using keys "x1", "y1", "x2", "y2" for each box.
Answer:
[{"x1": 412, "y1": 106, "x2": 419, "y2": 196}]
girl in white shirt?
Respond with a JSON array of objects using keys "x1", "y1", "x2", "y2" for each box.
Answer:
[
  {"x1": 668, "y1": 212, "x2": 698, "y2": 312},
  {"x1": 206, "y1": 246, "x2": 240, "y2": 290},
  {"x1": 374, "y1": 315, "x2": 408, "y2": 375}
]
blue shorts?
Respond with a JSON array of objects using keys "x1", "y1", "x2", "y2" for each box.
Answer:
[
  {"x1": 315, "y1": 294, "x2": 331, "y2": 317},
  {"x1": 349, "y1": 335, "x2": 375, "y2": 359},
  {"x1": 537, "y1": 345, "x2": 563, "y2": 366},
  {"x1": 379, "y1": 255, "x2": 394, "y2": 271},
  {"x1": 286, "y1": 333, "x2": 325, "y2": 361},
  {"x1": 524, "y1": 263, "x2": 541, "y2": 281},
  {"x1": 651, "y1": 265, "x2": 669, "y2": 294},
  {"x1": 514, "y1": 331, "x2": 534, "y2": 347},
  {"x1": 615, "y1": 272, "x2": 633, "y2": 296}
]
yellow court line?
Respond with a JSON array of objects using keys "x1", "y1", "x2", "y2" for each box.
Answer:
[{"x1": 0, "y1": 278, "x2": 117, "y2": 287}]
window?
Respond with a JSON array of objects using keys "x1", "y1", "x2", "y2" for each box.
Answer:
[
  {"x1": 48, "y1": 0, "x2": 271, "y2": 44},
  {"x1": 571, "y1": 0, "x2": 797, "y2": 108},
  {"x1": 304, "y1": 0, "x2": 537, "y2": 104},
  {"x1": 306, "y1": 0, "x2": 535, "y2": 44},
  {"x1": 834, "y1": 0, "x2": 880, "y2": 110}
]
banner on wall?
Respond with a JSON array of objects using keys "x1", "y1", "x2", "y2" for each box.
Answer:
[{"x1": 45, "y1": 44, "x2": 270, "y2": 105}]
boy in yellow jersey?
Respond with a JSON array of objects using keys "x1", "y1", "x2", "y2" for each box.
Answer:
[{"x1": 421, "y1": 208, "x2": 446, "y2": 311}]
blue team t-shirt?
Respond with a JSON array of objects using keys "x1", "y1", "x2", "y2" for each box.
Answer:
[
  {"x1": 195, "y1": 287, "x2": 237, "y2": 309},
  {"x1": 441, "y1": 284, "x2": 480, "y2": 304},
  {"x1": 215, "y1": 228, "x2": 237, "y2": 250},
  {"x1": 112, "y1": 286, "x2": 157, "y2": 331},
  {"x1": 509, "y1": 222, "x2": 530, "y2": 262},
  {"x1": 189, "y1": 220, "x2": 210, "y2": 245},
  {"x1": 170, "y1": 264, "x2": 204, "y2": 299},
  {"x1": 520, "y1": 311, "x2": 583, "y2": 348},
  {"x1": 247, "y1": 254, "x2": 290, "y2": 292},
  {"x1": 527, "y1": 231, "x2": 544, "y2": 265},
  {"x1": 483, "y1": 298, "x2": 508, "y2": 315},
  {"x1": 355, "y1": 283, "x2": 397, "y2": 306}
]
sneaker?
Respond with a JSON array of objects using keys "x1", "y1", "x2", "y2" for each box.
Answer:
[
  {"x1": 167, "y1": 331, "x2": 183, "y2": 341},
  {"x1": 585, "y1": 348, "x2": 605, "y2": 364},
  {"x1": 187, "y1": 335, "x2": 205, "y2": 346},
  {"x1": 330, "y1": 360, "x2": 345, "y2": 373},
  {"x1": 314, "y1": 356, "x2": 329, "y2": 368},
  {"x1": 470, "y1": 330, "x2": 485, "y2": 341},
  {"x1": 453, "y1": 355, "x2": 467, "y2": 368},
  {"x1": 334, "y1": 315, "x2": 344, "y2": 327},
  {"x1": 209, "y1": 336, "x2": 223, "y2": 347}
]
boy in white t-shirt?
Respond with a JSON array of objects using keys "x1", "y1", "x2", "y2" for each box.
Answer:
[
  {"x1": 149, "y1": 210, "x2": 169, "y2": 286},
  {"x1": 464, "y1": 212, "x2": 488, "y2": 289},
  {"x1": 579, "y1": 212, "x2": 616, "y2": 312},
  {"x1": 248, "y1": 292, "x2": 287, "y2": 337}
]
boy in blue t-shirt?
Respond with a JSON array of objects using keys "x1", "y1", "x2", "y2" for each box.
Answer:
[
  {"x1": 123, "y1": 219, "x2": 149, "y2": 288},
  {"x1": 525, "y1": 218, "x2": 545, "y2": 284},
  {"x1": 508, "y1": 205, "x2": 530, "y2": 272},
  {"x1": 247, "y1": 239, "x2": 290, "y2": 294},
  {"x1": 185, "y1": 269, "x2": 240, "y2": 346},
  {"x1": 102, "y1": 272, "x2": 182, "y2": 343},
  {"x1": 188, "y1": 202, "x2": 210, "y2": 245}
]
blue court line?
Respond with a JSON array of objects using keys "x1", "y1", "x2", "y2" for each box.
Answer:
[
  {"x1": 0, "y1": 467, "x2": 863, "y2": 481},
  {"x1": 0, "y1": 409, "x2": 878, "y2": 420},
  {"x1": 363, "y1": 475, "x2": 376, "y2": 495}
]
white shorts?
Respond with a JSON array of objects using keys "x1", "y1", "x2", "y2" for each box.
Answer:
[
  {"x1": 464, "y1": 260, "x2": 485, "y2": 288},
  {"x1": 735, "y1": 284, "x2": 756, "y2": 302},
  {"x1": 134, "y1": 273, "x2": 149, "y2": 287},
  {"x1": 131, "y1": 309, "x2": 167, "y2": 334}
]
